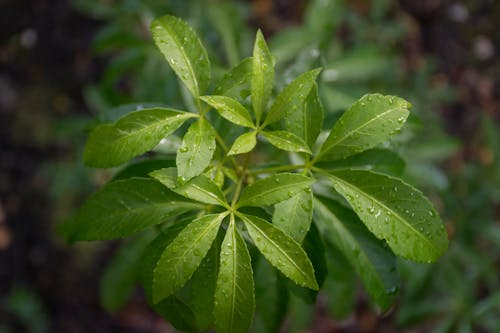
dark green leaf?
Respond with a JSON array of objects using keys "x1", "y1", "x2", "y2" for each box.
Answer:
[
  {"x1": 314, "y1": 198, "x2": 398, "y2": 310},
  {"x1": 83, "y1": 108, "x2": 195, "y2": 167},
  {"x1": 251, "y1": 30, "x2": 274, "y2": 123},
  {"x1": 272, "y1": 189, "x2": 313, "y2": 243},
  {"x1": 237, "y1": 173, "x2": 314, "y2": 208},
  {"x1": 317, "y1": 94, "x2": 410, "y2": 161},
  {"x1": 150, "y1": 167, "x2": 228, "y2": 207},
  {"x1": 177, "y1": 118, "x2": 216, "y2": 182},
  {"x1": 63, "y1": 178, "x2": 199, "y2": 241},
  {"x1": 228, "y1": 131, "x2": 257, "y2": 156},
  {"x1": 214, "y1": 57, "x2": 252, "y2": 99},
  {"x1": 239, "y1": 213, "x2": 318, "y2": 290},
  {"x1": 261, "y1": 130, "x2": 312, "y2": 154},
  {"x1": 214, "y1": 219, "x2": 255, "y2": 333},
  {"x1": 327, "y1": 169, "x2": 448, "y2": 262},
  {"x1": 284, "y1": 83, "x2": 324, "y2": 149},
  {"x1": 112, "y1": 158, "x2": 175, "y2": 181},
  {"x1": 200, "y1": 95, "x2": 254, "y2": 128},
  {"x1": 151, "y1": 15, "x2": 210, "y2": 97},
  {"x1": 153, "y1": 213, "x2": 227, "y2": 302},
  {"x1": 263, "y1": 69, "x2": 321, "y2": 127}
]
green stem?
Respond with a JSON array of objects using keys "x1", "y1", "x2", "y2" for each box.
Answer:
[{"x1": 231, "y1": 153, "x2": 250, "y2": 209}]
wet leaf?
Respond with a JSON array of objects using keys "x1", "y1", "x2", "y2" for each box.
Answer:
[
  {"x1": 273, "y1": 189, "x2": 313, "y2": 243},
  {"x1": 214, "y1": 57, "x2": 252, "y2": 99},
  {"x1": 327, "y1": 169, "x2": 448, "y2": 262},
  {"x1": 228, "y1": 131, "x2": 257, "y2": 156},
  {"x1": 261, "y1": 130, "x2": 312, "y2": 154},
  {"x1": 200, "y1": 95, "x2": 254, "y2": 128},
  {"x1": 252, "y1": 30, "x2": 274, "y2": 123}
]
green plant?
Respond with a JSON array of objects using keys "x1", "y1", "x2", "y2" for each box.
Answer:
[{"x1": 63, "y1": 14, "x2": 449, "y2": 332}]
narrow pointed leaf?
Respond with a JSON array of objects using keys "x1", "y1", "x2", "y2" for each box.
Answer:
[
  {"x1": 261, "y1": 130, "x2": 312, "y2": 154},
  {"x1": 240, "y1": 213, "x2": 318, "y2": 290},
  {"x1": 177, "y1": 118, "x2": 216, "y2": 182},
  {"x1": 151, "y1": 15, "x2": 210, "y2": 97},
  {"x1": 63, "y1": 178, "x2": 200, "y2": 241},
  {"x1": 314, "y1": 198, "x2": 398, "y2": 310},
  {"x1": 285, "y1": 83, "x2": 324, "y2": 148},
  {"x1": 153, "y1": 213, "x2": 227, "y2": 302},
  {"x1": 215, "y1": 57, "x2": 252, "y2": 99},
  {"x1": 263, "y1": 68, "x2": 321, "y2": 127},
  {"x1": 83, "y1": 108, "x2": 196, "y2": 167},
  {"x1": 273, "y1": 189, "x2": 313, "y2": 243},
  {"x1": 252, "y1": 30, "x2": 274, "y2": 122},
  {"x1": 317, "y1": 94, "x2": 411, "y2": 161},
  {"x1": 200, "y1": 95, "x2": 254, "y2": 128},
  {"x1": 327, "y1": 169, "x2": 448, "y2": 262},
  {"x1": 214, "y1": 220, "x2": 255, "y2": 333},
  {"x1": 228, "y1": 131, "x2": 257, "y2": 156},
  {"x1": 150, "y1": 167, "x2": 228, "y2": 207},
  {"x1": 237, "y1": 173, "x2": 314, "y2": 208}
]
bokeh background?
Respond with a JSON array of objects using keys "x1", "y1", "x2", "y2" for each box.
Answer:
[{"x1": 1, "y1": 0, "x2": 499, "y2": 332}]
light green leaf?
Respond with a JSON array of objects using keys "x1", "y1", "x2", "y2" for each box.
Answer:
[
  {"x1": 83, "y1": 108, "x2": 196, "y2": 167},
  {"x1": 177, "y1": 118, "x2": 216, "y2": 182},
  {"x1": 261, "y1": 130, "x2": 312, "y2": 154},
  {"x1": 153, "y1": 213, "x2": 227, "y2": 302},
  {"x1": 237, "y1": 173, "x2": 314, "y2": 208},
  {"x1": 228, "y1": 131, "x2": 257, "y2": 156},
  {"x1": 214, "y1": 219, "x2": 254, "y2": 333},
  {"x1": 100, "y1": 233, "x2": 152, "y2": 312},
  {"x1": 200, "y1": 95, "x2": 254, "y2": 128},
  {"x1": 315, "y1": 148, "x2": 406, "y2": 176},
  {"x1": 314, "y1": 198, "x2": 398, "y2": 310},
  {"x1": 240, "y1": 213, "x2": 318, "y2": 290},
  {"x1": 251, "y1": 30, "x2": 274, "y2": 123},
  {"x1": 327, "y1": 169, "x2": 448, "y2": 262},
  {"x1": 151, "y1": 15, "x2": 210, "y2": 97},
  {"x1": 214, "y1": 57, "x2": 252, "y2": 99},
  {"x1": 150, "y1": 167, "x2": 228, "y2": 207},
  {"x1": 263, "y1": 68, "x2": 321, "y2": 127},
  {"x1": 63, "y1": 178, "x2": 200, "y2": 241},
  {"x1": 284, "y1": 83, "x2": 324, "y2": 149},
  {"x1": 273, "y1": 189, "x2": 313, "y2": 243},
  {"x1": 317, "y1": 94, "x2": 411, "y2": 161}
]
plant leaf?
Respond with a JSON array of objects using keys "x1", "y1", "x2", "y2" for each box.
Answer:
[
  {"x1": 317, "y1": 94, "x2": 410, "y2": 161},
  {"x1": 327, "y1": 169, "x2": 448, "y2": 262},
  {"x1": 214, "y1": 219, "x2": 255, "y2": 333},
  {"x1": 200, "y1": 95, "x2": 254, "y2": 128},
  {"x1": 261, "y1": 130, "x2": 312, "y2": 154},
  {"x1": 272, "y1": 189, "x2": 313, "y2": 243},
  {"x1": 63, "y1": 178, "x2": 200, "y2": 241},
  {"x1": 153, "y1": 213, "x2": 227, "y2": 302},
  {"x1": 263, "y1": 68, "x2": 321, "y2": 127},
  {"x1": 214, "y1": 57, "x2": 252, "y2": 99},
  {"x1": 285, "y1": 83, "x2": 324, "y2": 149},
  {"x1": 251, "y1": 30, "x2": 274, "y2": 123},
  {"x1": 151, "y1": 15, "x2": 210, "y2": 97},
  {"x1": 314, "y1": 198, "x2": 398, "y2": 310},
  {"x1": 177, "y1": 118, "x2": 216, "y2": 182},
  {"x1": 237, "y1": 173, "x2": 314, "y2": 208},
  {"x1": 150, "y1": 167, "x2": 228, "y2": 207},
  {"x1": 83, "y1": 108, "x2": 196, "y2": 167},
  {"x1": 240, "y1": 213, "x2": 318, "y2": 290},
  {"x1": 315, "y1": 148, "x2": 406, "y2": 176},
  {"x1": 228, "y1": 131, "x2": 257, "y2": 156}
]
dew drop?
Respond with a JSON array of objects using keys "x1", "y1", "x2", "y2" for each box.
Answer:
[
  {"x1": 179, "y1": 147, "x2": 189, "y2": 153},
  {"x1": 428, "y1": 210, "x2": 435, "y2": 217}
]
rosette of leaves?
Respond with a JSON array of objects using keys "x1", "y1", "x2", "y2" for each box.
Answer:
[{"x1": 63, "y1": 15, "x2": 448, "y2": 333}]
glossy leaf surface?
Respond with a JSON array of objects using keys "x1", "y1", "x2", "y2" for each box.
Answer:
[
  {"x1": 251, "y1": 30, "x2": 274, "y2": 122},
  {"x1": 153, "y1": 213, "x2": 227, "y2": 302},
  {"x1": 237, "y1": 173, "x2": 314, "y2": 208},
  {"x1": 327, "y1": 169, "x2": 448, "y2": 262},
  {"x1": 64, "y1": 178, "x2": 199, "y2": 241},
  {"x1": 214, "y1": 220, "x2": 254, "y2": 333},
  {"x1": 151, "y1": 15, "x2": 210, "y2": 97},
  {"x1": 263, "y1": 69, "x2": 321, "y2": 126},
  {"x1": 83, "y1": 108, "x2": 195, "y2": 167},
  {"x1": 317, "y1": 94, "x2": 410, "y2": 161},
  {"x1": 261, "y1": 130, "x2": 312, "y2": 154},
  {"x1": 214, "y1": 57, "x2": 252, "y2": 99},
  {"x1": 228, "y1": 131, "x2": 257, "y2": 156},
  {"x1": 200, "y1": 95, "x2": 254, "y2": 128},
  {"x1": 273, "y1": 189, "x2": 313, "y2": 243},
  {"x1": 177, "y1": 118, "x2": 216, "y2": 182},
  {"x1": 240, "y1": 214, "x2": 318, "y2": 290}
]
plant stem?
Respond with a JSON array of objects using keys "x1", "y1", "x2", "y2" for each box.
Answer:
[
  {"x1": 231, "y1": 153, "x2": 250, "y2": 209},
  {"x1": 250, "y1": 164, "x2": 306, "y2": 175}
]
